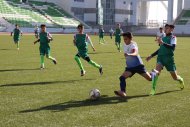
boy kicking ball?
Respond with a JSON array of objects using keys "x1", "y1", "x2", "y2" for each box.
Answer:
[
  {"x1": 74, "y1": 24, "x2": 103, "y2": 76},
  {"x1": 146, "y1": 24, "x2": 184, "y2": 95},
  {"x1": 114, "y1": 32, "x2": 156, "y2": 97},
  {"x1": 33, "y1": 24, "x2": 57, "y2": 69}
]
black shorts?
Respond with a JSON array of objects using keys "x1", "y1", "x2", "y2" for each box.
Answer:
[{"x1": 125, "y1": 65, "x2": 147, "y2": 77}]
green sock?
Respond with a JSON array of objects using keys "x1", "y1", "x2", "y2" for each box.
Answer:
[
  {"x1": 88, "y1": 60, "x2": 101, "y2": 69},
  {"x1": 74, "y1": 56, "x2": 84, "y2": 71},
  {"x1": 17, "y1": 42, "x2": 19, "y2": 49},
  {"x1": 118, "y1": 43, "x2": 121, "y2": 50},
  {"x1": 115, "y1": 43, "x2": 119, "y2": 49},
  {"x1": 40, "y1": 55, "x2": 45, "y2": 66},
  {"x1": 102, "y1": 38, "x2": 105, "y2": 43},
  {"x1": 152, "y1": 75, "x2": 158, "y2": 90}
]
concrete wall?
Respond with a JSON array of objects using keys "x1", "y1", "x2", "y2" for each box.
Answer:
[
  {"x1": 115, "y1": 0, "x2": 131, "y2": 24},
  {"x1": 184, "y1": 0, "x2": 190, "y2": 9}
]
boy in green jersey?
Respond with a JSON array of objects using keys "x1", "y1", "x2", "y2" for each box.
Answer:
[
  {"x1": 99, "y1": 25, "x2": 105, "y2": 44},
  {"x1": 33, "y1": 24, "x2": 57, "y2": 69},
  {"x1": 11, "y1": 24, "x2": 22, "y2": 50},
  {"x1": 74, "y1": 24, "x2": 103, "y2": 76},
  {"x1": 146, "y1": 24, "x2": 184, "y2": 95},
  {"x1": 115, "y1": 24, "x2": 123, "y2": 52}
]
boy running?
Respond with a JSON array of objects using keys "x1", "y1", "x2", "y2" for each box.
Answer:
[
  {"x1": 33, "y1": 24, "x2": 57, "y2": 69},
  {"x1": 115, "y1": 24, "x2": 123, "y2": 52},
  {"x1": 74, "y1": 24, "x2": 103, "y2": 76},
  {"x1": 11, "y1": 24, "x2": 22, "y2": 50},
  {"x1": 99, "y1": 25, "x2": 105, "y2": 44},
  {"x1": 147, "y1": 24, "x2": 184, "y2": 95},
  {"x1": 114, "y1": 32, "x2": 155, "y2": 97}
]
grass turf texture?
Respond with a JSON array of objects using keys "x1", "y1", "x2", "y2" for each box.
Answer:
[{"x1": 0, "y1": 34, "x2": 189, "y2": 127}]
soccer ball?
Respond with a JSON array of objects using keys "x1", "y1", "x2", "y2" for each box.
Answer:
[{"x1": 89, "y1": 89, "x2": 101, "y2": 100}]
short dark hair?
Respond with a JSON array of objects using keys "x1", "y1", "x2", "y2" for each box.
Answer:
[
  {"x1": 159, "y1": 27, "x2": 163, "y2": 30},
  {"x1": 77, "y1": 24, "x2": 84, "y2": 29},
  {"x1": 41, "y1": 24, "x2": 46, "y2": 28},
  {"x1": 15, "y1": 24, "x2": 18, "y2": 27},
  {"x1": 165, "y1": 24, "x2": 175, "y2": 29},
  {"x1": 122, "y1": 32, "x2": 133, "y2": 39}
]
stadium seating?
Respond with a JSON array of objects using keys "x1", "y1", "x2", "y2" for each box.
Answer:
[
  {"x1": 0, "y1": 0, "x2": 80, "y2": 28},
  {"x1": 30, "y1": 1, "x2": 79, "y2": 27},
  {"x1": 175, "y1": 10, "x2": 190, "y2": 25}
]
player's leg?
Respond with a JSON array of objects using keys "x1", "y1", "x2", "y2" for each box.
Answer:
[
  {"x1": 39, "y1": 49, "x2": 45, "y2": 69},
  {"x1": 40, "y1": 55, "x2": 45, "y2": 69},
  {"x1": 14, "y1": 40, "x2": 19, "y2": 50},
  {"x1": 102, "y1": 36, "x2": 105, "y2": 43},
  {"x1": 74, "y1": 54, "x2": 85, "y2": 76},
  {"x1": 140, "y1": 72, "x2": 152, "y2": 81},
  {"x1": 85, "y1": 56, "x2": 103, "y2": 75},
  {"x1": 118, "y1": 41, "x2": 121, "y2": 52},
  {"x1": 115, "y1": 42, "x2": 119, "y2": 50},
  {"x1": 99, "y1": 36, "x2": 103, "y2": 44},
  {"x1": 149, "y1": 63, "x2": 163, "y2": 95},
  {"x1": 169, "y1": 71, "x2": 184, "y2": 90},
  {"x1": 165, "y1": 56, "x2": 184, "y2": 89},
  {"x1": 46, "y1": 49, "x2": 57, "y2": 64},
  {"x1": 114, "y1": 71, "x2": 133, "y2": 97}
]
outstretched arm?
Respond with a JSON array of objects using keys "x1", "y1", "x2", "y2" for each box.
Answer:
[
  {"x1": 146, "y1": 49, "x2": 159, "y2": 61},
  {"x1": 34, "y1": 39, "x2": 40, "y2": 44},
  {"x1": 87, "y1": 35, "x2": 95, "y2": 51}
]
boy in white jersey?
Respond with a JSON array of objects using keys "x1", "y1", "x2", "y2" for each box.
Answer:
[
  {"x1": 156, "y1": 27, "x2": 165, "y2": 42},
  {"x1": 114, "y1": 32, "x2": 154, "y2": 97}
]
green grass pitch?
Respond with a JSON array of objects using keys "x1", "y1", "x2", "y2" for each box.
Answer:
[{"x1": 0, "y1": 34, "x2": 189, "y2": 127}]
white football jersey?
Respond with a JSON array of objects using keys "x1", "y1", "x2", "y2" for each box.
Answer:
[{"x1": 123, "y1": 41, "x2": 143, "y2": 68}]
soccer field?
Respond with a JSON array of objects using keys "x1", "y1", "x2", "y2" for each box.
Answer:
[{"x1": 0, "y1": 34, "x2": 189, "y2": 127}]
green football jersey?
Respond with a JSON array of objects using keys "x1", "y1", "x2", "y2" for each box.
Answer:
[
  {"x1": 99, "y1": 28, "x2": 104, "y2": 36},
  {"x1": 13, "y1": 28, "x2": 21, "y2": 40},
  {"x1": 75, "y1": 34, "x2": 88, "y2": 54},
  {"x1": 115, "y1": 28, "x2": 122, "y2": 37},
  {"x1": 158, "y1": 35, "x2": 176, "y2": 56},
  {"x1": 39, "y1": 32, "x2": 51, "y2": 49}
]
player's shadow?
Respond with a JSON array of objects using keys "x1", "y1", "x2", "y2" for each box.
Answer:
[
  {"x1": 0, "y1": 79, "x2": 95, "y2": 87},
  {"x1": 19, "y1": 89, "x2": 181, "y2": 113},
  {"x1": 0, "y1": 68, "x2": 39, "y2": 72},
  {"x1": 0, "y1": 49, "x2": 12, "y2": 50},
  {"x1": 88, "y1": 51, "x2": 116, "y2": 55},
  {"x1": 19, "y1": 95, "x2": 128, "y2": 113}
]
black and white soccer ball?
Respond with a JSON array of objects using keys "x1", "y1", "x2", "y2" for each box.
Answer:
[{"x1": 89, "y1": 89, "x2": 101, "y2": 100}]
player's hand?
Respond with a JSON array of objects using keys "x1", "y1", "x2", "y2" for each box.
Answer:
[
  {"x1": 157, "y1": 38, "x2": 163, "y2": 45},
  {"x1": 124, "y1": 53, "x2": 129, "y2": 57},
  {"x1": 93, "y1": 47, "x2": 96, "y2": 52},
  {"x1": 146, "y1": 56, "x2": 152, "y2": 62},
  {"x1": 34, "y1": 41, "x2": 37, "y2": 44}
]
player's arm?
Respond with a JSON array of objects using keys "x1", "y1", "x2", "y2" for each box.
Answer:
[
  {"x1": 86, "y1": 34, "x2": 95, "y2": 51},
  {"x1": 11, "y1": 30, "x2": 14, "y2": 36},
  {"x1": 20, "y1": 30, "x2": 23, "y2": 36},
  {"x1": 157, "y1": 37, "x2": 176, "y2": 50},
  {"x1": 34, "y1": 39, "x2": 40, "y2": 44},
  {"x1": 124, "y1": 48, "x2": 138, "y2": 57},
  {"x1": 146, "y1": 49, "x2": 159, "y2": 61},
  {"x1": 73, "y1": 34, "x2": 76, "y2": 46},
  {"x1": 47, "y1": 33, "x2": 53, "y2": 41}
]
